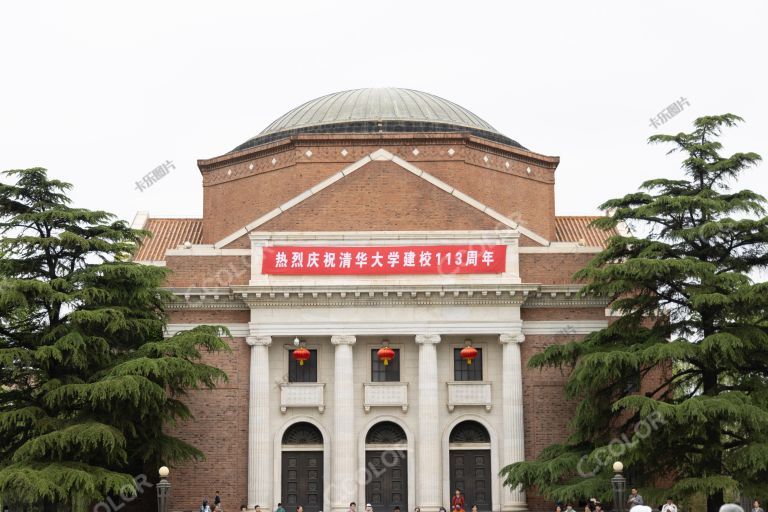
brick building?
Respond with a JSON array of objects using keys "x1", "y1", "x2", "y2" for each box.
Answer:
[{"x1": 132, "y1": 88, "x2": 618, "y2": 512}]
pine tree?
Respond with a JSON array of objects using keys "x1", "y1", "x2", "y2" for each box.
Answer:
[
  {"x1": 0, "y1": 168, "x2": 230, "y2": 507},
  {"x1": 500, "y1": 115, "x2": 768, "y2": 512}
]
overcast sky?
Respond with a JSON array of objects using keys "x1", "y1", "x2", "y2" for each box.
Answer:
[{"x1": 1, "y1": 1, "x2": 766, "y2": 227}]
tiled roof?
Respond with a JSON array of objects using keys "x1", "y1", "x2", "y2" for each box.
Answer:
[
  {"x1": 131, "y1": 215, "x2": 615, "y2": 262},
  {"x1": 133, "y1": 218, "x2": 203, "y2": 262},
  {"x1": 555, "y1": 216, "x2": 616, "y2": 247}
]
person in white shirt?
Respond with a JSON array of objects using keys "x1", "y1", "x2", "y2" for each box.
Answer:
[{"x1": 661, "y1": 497, "x2": 677, "y2": 512}]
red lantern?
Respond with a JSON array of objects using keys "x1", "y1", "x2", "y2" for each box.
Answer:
[
  {"x1": 460, "y1": 344, "x2": 478, "y2": 365},
  {"x1": 293, "y1": 347, "x2": 311, "y2": 366},
  {"x1": 377, "y1": 345, "x2": 396, "y2": 366}
]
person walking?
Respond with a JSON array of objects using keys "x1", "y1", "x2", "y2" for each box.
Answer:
[
  {"x1": 276, "y1": 503, "x2": 286, "y2": 512},
  {"x1": 753, "y1": 500, "x2": 765, "y2": 512},
  {"x1": 347, "y1": 503, "x2": 356, "y2": 512},
  {"x1": 215, "y1": 493, "x2": 222, "y2": 509}
]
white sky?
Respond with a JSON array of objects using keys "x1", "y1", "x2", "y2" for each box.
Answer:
[{"x1": 1, "y1": 1, "x2": 766, "y2": 227}]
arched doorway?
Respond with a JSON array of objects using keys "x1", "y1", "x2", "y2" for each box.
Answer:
[
  {"x1": 282, "y1": 422, "x2": 324, "y2": 512},
  {"x1": 365, "y1": 421, "x2": 408, "y2": 512},
  {"x1": 449, "y1": 420, "x2": 492, "y2": 512}
]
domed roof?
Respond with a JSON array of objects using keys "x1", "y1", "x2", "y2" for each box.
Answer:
[{"x1": 233, "y1": 88, "x2": 523, "y2": 152}]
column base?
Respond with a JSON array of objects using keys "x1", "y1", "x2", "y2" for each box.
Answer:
[{"x1": 501, "y1": 503, "x2": 528, "y2": 512}]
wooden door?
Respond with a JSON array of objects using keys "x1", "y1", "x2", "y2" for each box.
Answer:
[
  {"x1": 365, "y1": 450, "x2": 408, "y2": 512},
  {"x1": 449, "y1": 450, "x2": 492, "y2": 512},
  {"x1": 282, "y1": 451, "x2": 324, "y2": 512}
]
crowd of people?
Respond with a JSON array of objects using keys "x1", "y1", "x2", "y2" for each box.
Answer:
[
  {"x1": 201, "y1": 488, "x2": 764, "y2": 512},
  {"x1": 551, "y1": 488, "x2": 763, "y2": 512}
]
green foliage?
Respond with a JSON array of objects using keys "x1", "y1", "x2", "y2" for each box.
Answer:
[
  {"x1": 500, "y1": 115, "x2": 768, "y2": 512},
  {"x1": 0, "y1": 168, "x2": 231, "y2": 507}
]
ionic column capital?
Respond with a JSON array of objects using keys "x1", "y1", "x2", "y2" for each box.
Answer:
[
  {"x1": 500, "y1": 333, "x2": 525, "y2": 344},
  {"x1": 246, "y1": 335, "x2": 272, "y2": 347},
  {"x1": 331, "y1": 335, "x2": 356, "y2": 346},
  {"x1": 415, "y1": 334, "x2": 441, "y2": 345}
]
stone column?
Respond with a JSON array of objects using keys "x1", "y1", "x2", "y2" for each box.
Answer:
[
  {"x1": 415, "y1": 334, "x2": 442, "y2": 512},
  {"x1": 499, "y1": 333, "x2": 527, "y2": 511},
  {"x1": 331, "y1": 335, "x2": 357, "y2": 512},
  {"x1": 247, "y1": 335, "x2": 272, "y2": 510}
]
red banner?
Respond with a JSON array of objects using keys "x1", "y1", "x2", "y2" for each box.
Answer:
[{"x1": 262, "y1": 245, "x2": 506, "y2": 275}]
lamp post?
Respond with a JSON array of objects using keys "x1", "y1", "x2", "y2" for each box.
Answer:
[
  {"x1": 157, "y1": 466, "x2": 171, "y2": 512},
  {"x1": 611, "y1": 461, "x2": 626, "y2": 512}
]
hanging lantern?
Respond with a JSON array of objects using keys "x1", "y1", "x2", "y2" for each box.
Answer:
[
  {"x1": 460, "y1": 343, "x2": 478, "y2": 365},
  {"x1": 293, "y1": 346, "x2": 311, "y2": 366},
  {"x1": 377, "y1": 343, "x2": 396, "y2": 366}
]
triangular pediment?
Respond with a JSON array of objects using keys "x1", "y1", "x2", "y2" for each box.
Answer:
[{"x1": 215, "y1": 149, "x2": 550, "y2": 248}]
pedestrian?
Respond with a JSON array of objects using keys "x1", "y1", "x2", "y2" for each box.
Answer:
[
  {"x1": 719, "y1": 506, "x2": 745, "y2": 512},
  {"x1": 414, "y1": 507, "x2": 421, "y2": 512},
  {"x1": 439, "y1": 507, "x2": 447, "y2": 512},
  {"x1": 471, "y1": 505, "x2": 478, "y2": 512},
  {"x1": 564, "y1": 504, "x2": 575, "y2": 512},
  {"x1": 661, "y1": 497, "x2": 677, "y2": 512},
  {"x1": 753, "y1": 500, "x2": 765, "y2": 512},
  {"x1": 365, "y1": 504, "x2": 373, "y2": 512},
  {"x1": 394, "y1": 507, "x2": 401, "y2": 512},
  {"x1": 594, "y1": 505, "x2": 603, "y2": 512},
  {"x1": 297, "y1": 506, "x2": 304, "y2": 512},
  {"x1": 348, "y1": 503, "x2": 356, "y2": 512},
  {"x1": 201, "y1": 500, "x2": 212, "y2": 512},
  {"x1": 452, "y1": 489, "x2": 465, "y2": 512},
  {"x1": 276, "y1": 503, "x2": 286, "y2": 512},
  {"x1": 554, "y1": 506, "x2": 562, "y2": 512},
  {"x1": 215, "y1": 493, "x2": 222, "y2": 508},
  {"x1": 627, "y1": 489, "x2": 645, "y2": 508}
]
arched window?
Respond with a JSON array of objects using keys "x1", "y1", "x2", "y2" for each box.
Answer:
[
  {"x1": 282, "y1": 422, "x2": 323, "y2": 445},
  {"x1": 366, "y1": 421, "x2": 407, "y2": 444},
  {"x1": 449, "y1": 420, "x2": 490, "y2": 443}
]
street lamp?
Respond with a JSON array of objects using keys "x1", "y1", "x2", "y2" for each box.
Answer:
[
  {"x1": 157, "y1": 466, "x2": 171, "y2": 512},
  {"x1": 611, "y1": 461, "x2": 626, "y2": 512}
]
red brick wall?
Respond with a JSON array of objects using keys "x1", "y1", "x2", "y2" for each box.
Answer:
[
  {"x1": 522, "y1": 334, "x2": 582, "y2": 511},
  {"x1": 165, "y1": 336, "x2": 250, "y2": 512},
  {"x1": 165, "y1": 256, "x2": 251, "y2": 288},
  {"x1": 255, "y1": 160, "x2": 504, "y2": 232},
  {"x1": 520, "y1": 253, "x2": 595, "y2": 284},
  {"x1": 199, "y1": 135, "x2": 558, "y2": 244},
  {"x1": 522, "y1": 308, "x2": 606, "y2": 321}
]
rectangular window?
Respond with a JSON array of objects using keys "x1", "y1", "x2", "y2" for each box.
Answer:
[
  {"x1": 288, "y1": 349, "x2": 318, "y2": 382},
  {"x1": 454, "y1": 347, "x2": 483, "y2": 381},
  {"x1": 371, "y1": 348, "x2": 400, "y2": 382}
]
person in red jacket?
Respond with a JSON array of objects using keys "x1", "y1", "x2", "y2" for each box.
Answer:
[{"x1": 451, "y1": 489, "x2": 465, "y2": 512}]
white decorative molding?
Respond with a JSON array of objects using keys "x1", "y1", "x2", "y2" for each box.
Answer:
[
  {"x1": 279, "y1": 383, "x2": 325, "y2": 413},
  {"x1": 447, "y1": 381, "x2": 492, "y2": 412},
  {"x1": 415, "y1": 334, "x2": 441, "y2": 345},
  {"x1": 330, "y1": 335, "x2": 357, "y2": 345},
  {"x1": 246, "y1": 335, "x2": 272, "y2": 346},
  {"x1": 247, "y1": 321, "x2": 525, "y2": 337},
  {"x1": 130, "y1": 211, "x2": 150, "y2": 230},
  {"x1": 363, "y1": 382, "x2": 409, "y2": 412},
  {"x1": 499, "y1": 332, "x2": 525, "y2": 344}
]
